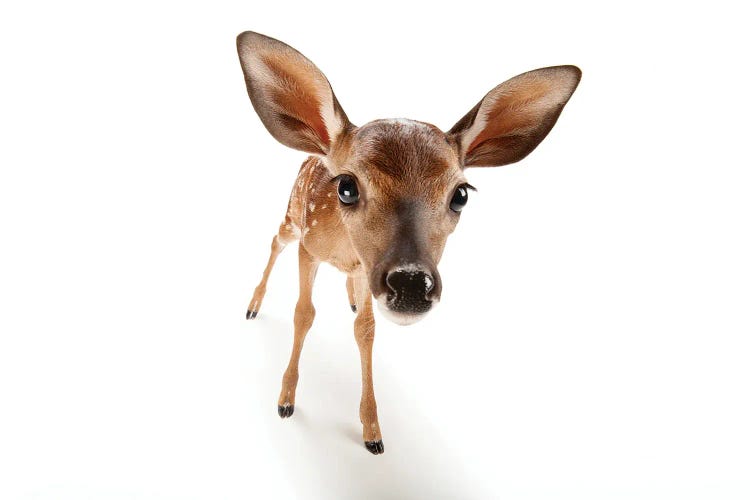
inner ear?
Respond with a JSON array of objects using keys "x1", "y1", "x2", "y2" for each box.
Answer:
[
  {"x1": 237, "y1": 31, "x2": 351, "y2": 155},
  {"x1": 448, "y1": 65, "x2": 581, "y2": 167}
]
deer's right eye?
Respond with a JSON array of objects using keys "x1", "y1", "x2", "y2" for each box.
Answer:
[
  {"x1": 450, "y1": 185, "x2": 469, "y2": 212},
  {"x1": 337, "y1": 175, "x2": 360, "y2": 205}
]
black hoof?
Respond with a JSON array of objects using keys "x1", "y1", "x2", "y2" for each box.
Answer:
[
  {"x1": 364, "y1": 440, "x2": 384, "y2": 455},
  {"x1": 277, "y1": 404, "x2": 294, "y2": 418},
  {"x1": 246, "y1": 310, "x2": 257, "y2": 320},
  {"x1": 350, "y1": 304, "x2": 357, "y2": 313}
]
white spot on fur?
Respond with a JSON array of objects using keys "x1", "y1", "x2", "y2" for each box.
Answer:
[
  {"x1": 393, "y1": 263, "x2": 424, "y2": 274},
  {"x1": 311, "y1": 219, "x2": 318, "y2": 226},
  {"x1": 272, "y1": 234, "x2": 287, "y2": 249},
  {"x1": 385, "y1": 118, "x2": 429, "y2": 130},
  {"x1": 309, "y1": 202, "x2": 315, "y2": 212},
  {"x1": 327, "y1": 192, "x2": 332, "y2": 198},
  {"x1": 321, "y1": 204, "x2": 327, "y2": 209}
]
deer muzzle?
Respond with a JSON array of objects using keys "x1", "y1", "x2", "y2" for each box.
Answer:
[{"x1": 374, "y1": 264, "x2": 441, "y2": 325}]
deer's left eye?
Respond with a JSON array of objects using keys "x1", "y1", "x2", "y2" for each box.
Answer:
[{"x1": 450, "y1": 185, "x2": 469, "y2": 212}]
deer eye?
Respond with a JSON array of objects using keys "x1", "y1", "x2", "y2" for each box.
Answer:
[
  {"x1": 450, "y1": 185, "x2": 469, "y2": 212},
  {"x1": 337, "y1": 175, "x2": 359, "y2": 205}
]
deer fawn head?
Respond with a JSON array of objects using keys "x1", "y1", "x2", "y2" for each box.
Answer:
[{"x1": 237, "y1": 32, "x2": 580, "y2": 325}]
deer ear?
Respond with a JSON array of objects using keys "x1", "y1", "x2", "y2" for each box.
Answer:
[
  {"x1": 236, "y1": 31, "x2": 351, "y2": 155},
  {"x1": 448, "y1": 66, "x2": 581, "y2": 167}
]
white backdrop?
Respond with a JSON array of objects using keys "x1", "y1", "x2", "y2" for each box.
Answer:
[{"x1": 1, "y1": 1, "x2": 749, "y2": 499}]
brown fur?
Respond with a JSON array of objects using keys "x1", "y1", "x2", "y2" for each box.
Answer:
[{"x1": 237, "y1": 31, "x2": 580, "y2": 454}]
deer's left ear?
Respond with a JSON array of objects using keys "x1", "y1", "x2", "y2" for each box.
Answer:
[{"x1": 448, "y1": 66, "x2": 581, "y2": 167}]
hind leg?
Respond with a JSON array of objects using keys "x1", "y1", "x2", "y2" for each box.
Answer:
[
  {"x1": 346, "y1": 276, "x2": 357, "y2": 313},
  {"x1": 246, "y1": 220, "x2": 298, "y2": 319}
]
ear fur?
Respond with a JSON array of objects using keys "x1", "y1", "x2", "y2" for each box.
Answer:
[
  {"x1": 448, "y1": 66, "x2": 581, "y2": 167},
  {"x1": 236, "y1": 31, "x2": 351, "y2": 155}
]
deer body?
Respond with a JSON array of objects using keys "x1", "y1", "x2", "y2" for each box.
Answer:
[{"x1": 237, "y1": 32, "x2": 581, "y2": 454}]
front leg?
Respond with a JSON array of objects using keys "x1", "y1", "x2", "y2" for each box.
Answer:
[
  {"x1": 352, "y1": 276, "x2": 384, "y2": 454},
  {"x1": 277, "y1": 244, "x2": 319, "y2": 418}
]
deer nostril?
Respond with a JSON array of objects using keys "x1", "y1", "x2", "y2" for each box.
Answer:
[{"x1": 385, "y1": 269, "x2": 434, "y2": 298}]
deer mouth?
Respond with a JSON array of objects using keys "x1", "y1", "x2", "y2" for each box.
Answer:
[{"x1": 375, "y1": 294, "x2": 436, "y2": 325}]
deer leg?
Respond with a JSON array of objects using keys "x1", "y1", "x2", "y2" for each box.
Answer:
[
  {"x1": 352, "y1": 276, "x2": 383, "y2": 454},
  {"x1": 346, "y1": 276, "x2": 357, "y2": 313},
  {"x1": 277, "y1": 244, "x2": 318, "y2": 418},
  {"x1": 246, "y1": 220, "x2": 297, "y2": 319}
]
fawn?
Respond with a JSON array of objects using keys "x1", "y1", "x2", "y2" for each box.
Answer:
[{"x1": 236, "y1": 31, "x2": 580, "y2": 454}]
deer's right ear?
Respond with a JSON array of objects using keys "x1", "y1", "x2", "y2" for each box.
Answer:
[{"x1": 236, "y1": 31, "x2": 351, "y2": 156}]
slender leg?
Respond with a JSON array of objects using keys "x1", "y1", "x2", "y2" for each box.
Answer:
[
  {"x1": 277, "y1": 244, "x2": 319, "y2": 418},
  {"x1": 346, "y1": 276, "x2": 357, "y2": 313},
  {"x1": 246, "y1": 221, "x2": 295, "y2": 319},
  {"x1": 352, "y1": 275, "x2": 383, "y2": 454}
]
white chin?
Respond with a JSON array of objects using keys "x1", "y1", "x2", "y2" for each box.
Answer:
[{"x1": 375, "y1": 296, "x2": 432, "y2": 326}]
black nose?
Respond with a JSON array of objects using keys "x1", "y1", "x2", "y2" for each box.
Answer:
[{"x1": 384, "y1": 269, "x2": 435, "y2": 314}]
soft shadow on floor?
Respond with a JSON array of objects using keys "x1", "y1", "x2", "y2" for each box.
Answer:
[{"x1": 247, "y1": 314, "x2": 488, "y2": 500}]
